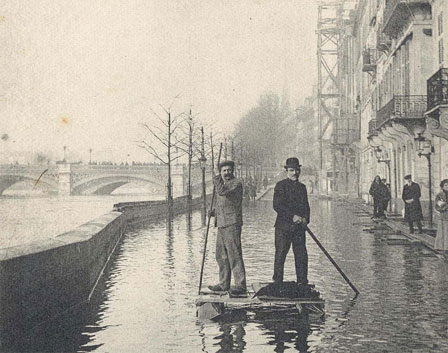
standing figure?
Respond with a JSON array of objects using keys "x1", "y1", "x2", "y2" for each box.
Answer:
[
  {"x1": 402, "y1": 174, "x2": 423, "y2": 234},
  {"x1": 273, "y1": 157, "x2": 310, "y2": 286},
  {"x1": 381, "y1": 178, "x2": 391, "y2": 214},
  {"x1": 208, "y1": 160, "x2": 247, "y2": 295},
  {"x1": 369, "y1": 176, "x2": 390, "y2": 218},
  {"x1": 434, "y1": 179, "x2": 448, "y2": 251},
  {"x1": 263, "y1": 175, "x2": 269, "y2": 190}
]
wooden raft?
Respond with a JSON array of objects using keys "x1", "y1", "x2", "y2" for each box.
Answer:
[{"x1": 196, "y1": 282, "x2": 325, "y2": 320}]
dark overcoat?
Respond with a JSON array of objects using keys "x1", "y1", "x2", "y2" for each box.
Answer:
[
  {"x1": 369, "y1": 181, "x2": 390, "y2": 202},
  {"x1": 273, "y1": 178, "x2": 310, "y2": 231},
  {"x1": 402, "y1": 182, "x2": 423, "y2": 222}
]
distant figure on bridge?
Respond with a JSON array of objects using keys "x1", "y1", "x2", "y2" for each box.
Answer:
[
  {"x1": 402, "y1": 174, "x2": 423, "y2": 234},
  {"x1": 273, "y1": 157, "x2": 310, "y2": 287},
  {"x1": 208, "y1": 160, "x2": 247, "y2": 296}
]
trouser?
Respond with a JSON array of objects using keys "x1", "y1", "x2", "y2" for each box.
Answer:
[
  {"x1": 273, "y1": 227, "x2": 308, "y2": 284},
  {"x1": 373, "y1": 199, "x2": 380, "y2": 217},
  {"x1": 409, "y1": 220, "x2": 422, "y2": 233},
  {"x1": 216, "y1": 224, "x2": 246, "y2": 289},
  {"x1": 377, "y1": 199, "x2": 387, "y2": 217}
]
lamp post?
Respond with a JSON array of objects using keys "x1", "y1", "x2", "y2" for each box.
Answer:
[
  {"x1": 89, "y1": 148, "x2": 92, "y2": 165},
  {"x1": 199, "y1": 154, "x2": 207, "y2": 219},
  {"x1": 374, "y1": 147, "x2": 392, "y2": 212},
  {"x1": 414, "y1": 133, "x2": 434, "y2": 229},
  {"x1": 63, "y1": 146, "x2": 67, "y2": 163}
]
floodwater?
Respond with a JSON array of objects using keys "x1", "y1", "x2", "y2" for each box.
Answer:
[
  {"x1": 0, "y1": 193, "x2": 163, "y2": 248},
  {"x1": 10, "y1": 198, "x2": 448, "y2": 353}
]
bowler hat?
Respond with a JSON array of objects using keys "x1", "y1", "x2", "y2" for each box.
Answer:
[
  {"x1": 218, "y1": 160, "x2": 235, "y2": 170},
  {"x1": 404, "y1": 174, "x2": 412, "y2": 180},
  {"x1": 284, "y1": 157, "x2": 301, "y2": 169}
]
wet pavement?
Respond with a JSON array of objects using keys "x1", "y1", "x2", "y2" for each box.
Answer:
[{"x1": 10, "y1": 197, "x2": 448, "y2": 353}]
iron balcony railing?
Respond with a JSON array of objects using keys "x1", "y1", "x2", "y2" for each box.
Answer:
[
  {"x1": 362, "y1": 49, "x2": 378, "y2": 72},
  {"x1": 427, "y1": 68, "x2": 448, "y2": 111},
  {"x1": 376, "y1": 95, "x2": 427, "y2": 127},
  {"x1": 383, "y1": 0, "x2": 430, "y2": 36},
  {"x1": 376, "y1": 30, "x2": 391, "y2": 52},
  {"x1": 368, "y1": 119, "x2": 377, "y2": 137}
]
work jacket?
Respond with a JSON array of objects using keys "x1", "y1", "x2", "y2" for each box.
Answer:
[
  {"x1": 213, "y1": 175, "x2": 243, "y2": 228},
  {"x1": 273, "y1": 178, "x2": 310, "y2": 231}
]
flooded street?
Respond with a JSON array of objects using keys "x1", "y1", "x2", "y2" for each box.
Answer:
[{"x1": 14, "y1": 198, "x2": 448, "y2": 353}]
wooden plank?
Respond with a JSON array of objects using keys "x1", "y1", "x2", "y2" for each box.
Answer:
[
  {"x1": 195, "y1": 295, "x2": 324, "y2": 306},
  {"x1": 196, "y1": 282, "x2": 324, "y2": 306}
]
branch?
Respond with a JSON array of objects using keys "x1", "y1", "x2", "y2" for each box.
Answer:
[
  {"x1": 138, "y1": 141, "x2": 167, "y2": 165},
  {"x1": 142, "y1": 124, "x2": 169, "y2": 148}
]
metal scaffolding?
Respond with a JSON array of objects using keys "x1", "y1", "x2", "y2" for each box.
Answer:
[{"x1": 316, "y1": 0, "x2": 359, "y2": 194}]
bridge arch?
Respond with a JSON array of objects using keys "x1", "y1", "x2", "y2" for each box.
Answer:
[
  {"x1": 0, "y1": 175, "x2": 58, "y2": 195},
  {"x1": 72, "y1": 175, "x2": 165, "y2": 195}
]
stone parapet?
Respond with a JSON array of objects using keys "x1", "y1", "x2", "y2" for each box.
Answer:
[{"x1": 0, "y1": 212, "x2": 126, "y2": 348}]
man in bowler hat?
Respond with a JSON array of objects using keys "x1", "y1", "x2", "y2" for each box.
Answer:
[
  {"x1": 208, "y1": 160, "x2": 247, "y2": 295},
  {"x1": 272, "y1": 157, "x2": 310, "y2": 285}
]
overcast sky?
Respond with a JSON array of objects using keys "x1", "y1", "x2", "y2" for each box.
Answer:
[{"x1": 0, "y1": 0, "x2": 317, "y2": 163}]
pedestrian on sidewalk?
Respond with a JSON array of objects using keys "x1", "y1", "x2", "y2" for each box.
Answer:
[
  {"x1": 402, "y1": 174, "x2": 423, "y2": 234},
  {"x1": 272, "y1": 157, "x2": 310, "y2": 286},
  {"x1": 369, "y1": 176, "x2": 389, "y2": 218},
  {"x1": 381, "y1": 178, "x2": 391, "y2": 215},
  {"x1": 208, "y1": 160, "x2": 247, "y2": 296},
  {"x1": 434, "y1": 179, "x2": 448, "y2": 252}
]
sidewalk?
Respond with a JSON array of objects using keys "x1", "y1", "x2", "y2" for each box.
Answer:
[{"x1": 315, "y1": 193, "x2": 438, "y2": 251}]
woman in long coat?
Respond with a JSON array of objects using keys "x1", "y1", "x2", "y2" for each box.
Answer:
[
  {"x1": 402, "y1": 175, "x2": 423, "y2": 233},
  {"x1": 369, "y1": 175, "x2": 390, "y2": 218},
  {"x1": 434, "y1": 179, "x2": 448, "y2": 251}
]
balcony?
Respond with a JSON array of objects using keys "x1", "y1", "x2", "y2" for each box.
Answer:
[
  {"x1": 376, "y1": 31, "x2": 391, "y2": 53},
  {"x1": 368, "y1": 119, "x2": 378, "y2": 138},
  {"x1": 383, "y1": 0, "x2": 431, "y2": 37},
  {"x1": 362, "y1": 49, "x2": 377, "y2": 72},
  {"x1": 376, "y1": 95, "x2": 427, "y2": 127},
  {"x1": 427, "y1": 68, "x2": 448, "y2": 113}
]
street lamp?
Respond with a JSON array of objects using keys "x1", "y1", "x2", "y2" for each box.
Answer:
[
  {"x1": 414, "y1": 133, "x2": 434, "y2": 228},
  {"x1": 199, "y1": 155, "x2": 207, "y2": 218}
]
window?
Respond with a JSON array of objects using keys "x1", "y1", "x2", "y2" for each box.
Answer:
[{"x1": 439, "y1": 38, "x2": 444, "y2": 65}]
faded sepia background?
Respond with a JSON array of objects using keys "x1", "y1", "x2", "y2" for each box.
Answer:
[{"x1": 1, "y1": 0, "x2": 317, "y2": 164}]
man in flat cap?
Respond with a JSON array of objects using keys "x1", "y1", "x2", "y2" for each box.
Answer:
[
  {"x1": 402, "y1": 174, "x2": 423, "y2": 233},
  {"x1": 272, "y1": 157, "x2": 310, "y2": 286},
  {"x1": 208, "y1": 160, "x2": 247, "y2": 295}
]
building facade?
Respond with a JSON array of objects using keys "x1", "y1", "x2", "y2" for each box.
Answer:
[{"x1": 338, "y1": 0, "x2": 448, "y2": 225}]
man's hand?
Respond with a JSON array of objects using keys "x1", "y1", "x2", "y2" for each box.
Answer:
[
  {"x1": 405, "y1": 199, "x2": 414, "y2": 204},
  {"x1": 293, "y1": 215, "x2": 308, "y2": 225}
]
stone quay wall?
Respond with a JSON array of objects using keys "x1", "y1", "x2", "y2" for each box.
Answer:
[{"x1": 0, "y1": 194, "x2": 208, "y2": 348}]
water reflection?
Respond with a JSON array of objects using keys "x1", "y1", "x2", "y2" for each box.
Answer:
[{"x1": 6, "y1": 198, "x2": 448, "y2": 352}]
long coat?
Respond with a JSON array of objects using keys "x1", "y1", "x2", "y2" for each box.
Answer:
[
  {"x1": 434, "y1": 190, "x2": 448, "y2": 251},
  {"x1": 402, "y1": 182, "x2": 423, "y2": 222},
  {"x1": 273, "y1": 178, "x2": 310, "y2": 231},
  {"x1": 369, "y1": 181, "x2": 390, "y2": 202},
  {"x1": 213, "y1": 175, "x2": 243, "y2": 228}
]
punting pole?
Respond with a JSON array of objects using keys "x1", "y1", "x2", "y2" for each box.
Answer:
[
  {"x1": 305, "y1": 226, "x2": 360, "y2": 295},
  {"x1": 198, "y1": 143, "x2": 223, "y2": 295}
]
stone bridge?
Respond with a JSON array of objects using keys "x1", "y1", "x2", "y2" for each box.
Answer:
[{"x1": 0, "y1": 163, "x2": 212, "y2": 196}]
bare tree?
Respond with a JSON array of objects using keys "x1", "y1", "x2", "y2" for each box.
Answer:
[{"x1": 139, "y1": 100, "x2": 186, "y2": 213}]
